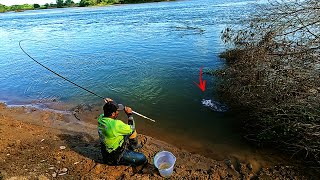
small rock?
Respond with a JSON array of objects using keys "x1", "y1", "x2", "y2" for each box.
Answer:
[
  {"x1": 52, "y1": 172, "x2": 57, "y2": 178},
  {"x1": 74, "y1": 161, "x2": 80, "y2": 165},
  {"x1": 6, "y1": 154, "x2": 10, "y2": 156},
  {"x1": 41, "y1": 139, "x2": 45, "y2": 142},
  {"x1": 40, "y1": 160, "x2": 46, "y2": 163},
  {"x1": 58, "y1": 172, "x2": 67, "y2": 176},
  {"x1": 48, "y1": 167, "x2": 55, "y2": 170},
  {"x1": 59, "y1": 146, "x2": 66, "y2": 150},
  {"x1": 309, "y1": 88, "x2": 318, "y2": 94},
  {"x1": 61, "y1": 168, "x2": 68, "y2": 172}
]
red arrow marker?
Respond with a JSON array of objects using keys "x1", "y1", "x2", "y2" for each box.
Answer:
[{"x1": 194, "y1": 67, "x2": 206, "y2": 92}]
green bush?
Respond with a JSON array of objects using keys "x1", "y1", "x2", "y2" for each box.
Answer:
[
  {"x1": 0, "y1": 4, "x2": 7, "y2": 13},
  {"x1": 56, "y1": 0, "x2": 64, "y2": 8},
  {"x1": 33, "y1": 4, "x2": 40, "y2": 8}
]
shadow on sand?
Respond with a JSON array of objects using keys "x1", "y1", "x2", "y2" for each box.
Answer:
[
  {"x1": 57, "y1": 131, "x2": 157, "y2": 176},
  {"x1": 57, "y1": 132, "x2": 103, "y2": 163}
]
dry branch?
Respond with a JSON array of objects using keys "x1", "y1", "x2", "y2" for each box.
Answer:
[{"x1": 216, "y1": 0, "x2": 320, "y2": 165}]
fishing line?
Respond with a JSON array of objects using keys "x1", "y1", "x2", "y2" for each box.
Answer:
[
  {"x1": 19, "y1": 39, "x2": 156, "y2": 122},
  {"x1": 19, "y1": 39, "x2": 105, "y2": 99}
]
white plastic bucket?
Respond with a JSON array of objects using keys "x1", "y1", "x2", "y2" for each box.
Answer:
[{"x1": 154, "y1": 151, "x2": 176, "y2": 178}]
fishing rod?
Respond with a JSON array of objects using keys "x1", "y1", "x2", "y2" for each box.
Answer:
[{"x1": 19, "y1": 39, "x2": 156, "y2": 123}]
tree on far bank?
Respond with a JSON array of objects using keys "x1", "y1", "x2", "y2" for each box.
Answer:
[
  {"x1": 0, "y1": 4, "x2": 7, "y2": 12},
  {"x1": 79, "y1": 0, "x2": 93, "y2": 6},
  {"x1": 65, "y1": 0, "x2": 74, "y2": 6},
  {"x1": 56, "y1": 0, "x2": 64, "y2": 7},
  {"x1": 33, "y1": 4, "x2": 40, "y2": 8}
]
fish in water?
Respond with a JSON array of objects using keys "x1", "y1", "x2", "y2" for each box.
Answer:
[{"x1": 201, "y1": 99, "x2": 228, "y2": 112}]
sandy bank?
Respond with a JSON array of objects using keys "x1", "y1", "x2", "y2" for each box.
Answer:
[{"x1": 0, "y1": 103, "x2": 311, "y2": 179}]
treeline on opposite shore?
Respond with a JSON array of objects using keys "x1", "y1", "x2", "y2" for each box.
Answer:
[
  {"x1": 0, "y1": 0, "x2": 174, "y2": 13},
  {"x1": 213, "y1": 0, "x2": 319, "y2": 167}
]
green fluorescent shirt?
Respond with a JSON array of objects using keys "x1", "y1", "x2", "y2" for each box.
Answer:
[{"x1": 98, "y1": 114, "x2": 133, "y2": 153}]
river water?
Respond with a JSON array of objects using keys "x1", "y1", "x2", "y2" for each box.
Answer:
[{"x1": 0, "y1": 0, "x2": 277, "y2": 164}]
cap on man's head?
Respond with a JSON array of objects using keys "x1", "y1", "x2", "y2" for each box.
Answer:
[{"x1": 103, "y1": 100, "x2": 124, "y2": 117}]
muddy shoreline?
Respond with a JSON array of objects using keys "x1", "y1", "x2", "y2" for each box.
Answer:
[
  {"x1": 1, "y1": 99, "x2": 291, "y2": 165},
  {"x1": 0, "y1": 102, "x2": 316, "y2": 179}
]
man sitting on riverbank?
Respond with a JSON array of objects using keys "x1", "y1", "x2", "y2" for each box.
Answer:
[{"x1": 98, "y1": 98, "x2": 147, "y2": 166}]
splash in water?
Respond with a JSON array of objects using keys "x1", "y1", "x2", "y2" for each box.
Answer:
[{"x1": 201, "y1": 99, "x2": 228, "y2": 112}]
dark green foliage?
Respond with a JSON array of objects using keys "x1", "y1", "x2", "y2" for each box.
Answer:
[
  {"x1": 79, "y1": 0, "x2": 92, "y2": 7},
  {"x1": 56, "y1": 0, "x2": 64, "y2": 8},
  {"x1": 33, "y1": 4, "x2": 40, "y2": 8},
  {"x1": 65, "y1": 0, "x2": 74, "y2": 6}
]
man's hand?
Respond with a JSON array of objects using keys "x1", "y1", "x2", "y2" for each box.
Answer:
[
  {"x1": 104, "y1": 98, "x2": 113, "y2": 103},
  {"x1": 124, "y1": 106, "x2": 133, "y2": 116}
]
